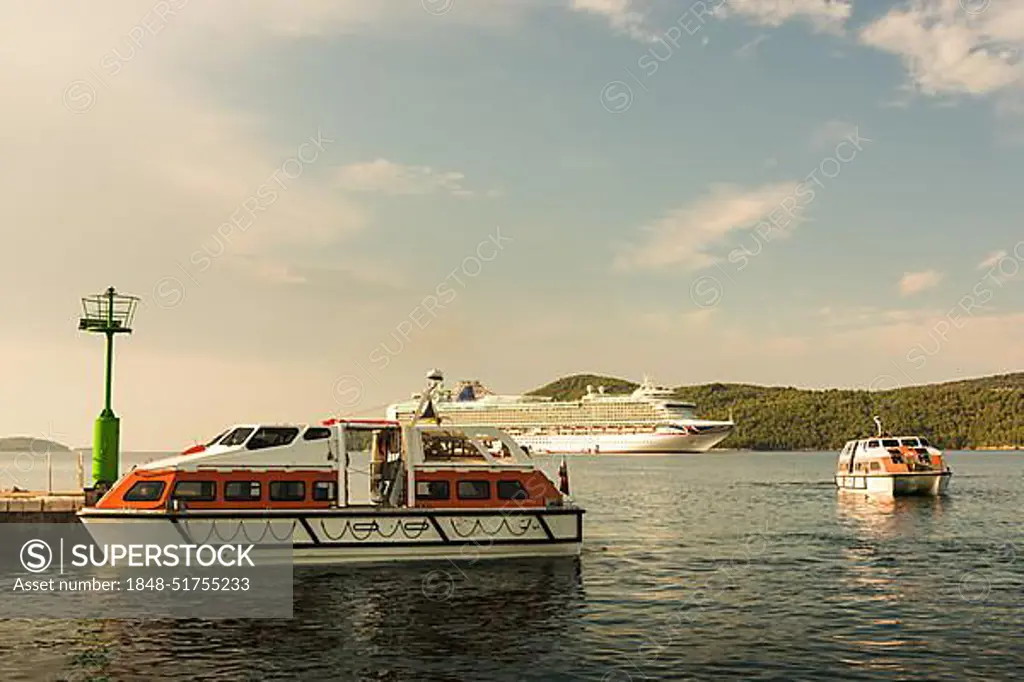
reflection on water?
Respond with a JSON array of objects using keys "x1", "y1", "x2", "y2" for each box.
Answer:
[
  {"x1": 835, "y1": 489, "x2": 953, "y2": 540},
  {"x1": 833, "y1": 493, "x2": 924, "y2": 672},
  {"x1": 831, "y1": 484, "x2": 1021, "y2": 678},
  {"x1": 47, "y1": 559, "x2": 585, "y2": 682}
]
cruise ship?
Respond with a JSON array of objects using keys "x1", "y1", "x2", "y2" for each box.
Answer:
[{"x1": 386, "y1": 377, "x2": 735, "y2": 454}]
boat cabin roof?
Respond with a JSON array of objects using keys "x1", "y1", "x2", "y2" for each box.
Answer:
[
  {"x1": 321, "y1": 418, "x2": 399, "y2": 429},
  {"x1": 842, "y1": 436, "x2": 933, "y2": 449},
  {"x1": 138, "y1": 420, "x2": 534, "y2": 473}
]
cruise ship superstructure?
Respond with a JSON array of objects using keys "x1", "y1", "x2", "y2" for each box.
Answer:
[{"x1": 386, "y1": 377, "x2": 735, "y2": 454}]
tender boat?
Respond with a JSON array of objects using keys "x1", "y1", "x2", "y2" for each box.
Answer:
[
  {"x1": 834, "y1": 417, "x2": 952, "y2": 496},
  {"x1": 78, "y1": 371, "x2": 584, "y2": 564}
]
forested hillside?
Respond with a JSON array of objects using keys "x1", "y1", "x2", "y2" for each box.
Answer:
[{"x1": 529, "y1": 373, "x2": 1024, "y2": 451}]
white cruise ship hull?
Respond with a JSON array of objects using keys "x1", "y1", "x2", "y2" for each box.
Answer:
[
  {"x1": 387, "y1": 376, "x2": 735, "y2": 455},
  {"x1": 513, "y1": 429, "x2": 731, "y2": 455}
]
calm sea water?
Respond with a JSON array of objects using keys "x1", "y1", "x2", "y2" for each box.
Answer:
[{"x1": 0, "y1": 451, "x2": 1021, "y2": 681}]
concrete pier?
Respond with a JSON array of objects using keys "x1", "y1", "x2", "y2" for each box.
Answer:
[{"x1": 0, "y1": 492, "x2": 84, "y2": 522}]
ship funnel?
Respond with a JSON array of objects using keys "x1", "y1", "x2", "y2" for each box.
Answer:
[
  {"x1": 411, "y1": 369, "x2": 445, "y2": 427},
  {"x1": 586, "y1": 385, "x2": 594, "y2": 395}
]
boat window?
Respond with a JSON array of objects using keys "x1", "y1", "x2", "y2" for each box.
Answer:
[
  {"x1": 870, "y1": 462, "x2": 881, "y2": 471},
  {"x1": 899, "y1": 438, "x2": 919, "y2": 447},
  {"x1": 457, "y1": 480, "x2": 491, "y2": 500},
  {"x1": 415, "y1": 481, "x2": 450, "y2": 500},
  {"x1": 123, "y1": 480, "x2": 166, "y2": 502},
  {"x1": 172, "y1": 481, "x2": 216, "y2": 502},
  {"x1": 269, "y1": 481, "x2": 305, "y2": 502},
  {"x1": 205, "y1": 430, "x2": 228, "y2": 447},
  {"x1": 919, "y1": 437, "x2": 931, "y2": 447},
  {"x1": 303, "y1": 427, "x2": 331, "y2": 441},
  {"x1": 221, "y1": 427, "x2": 254, "y2": 447},
  {"x1": 867, "y1": 440, "x2": 879, "y2": 448},
  {"x1": 224, "y1": 481, "x2": 261, "y2": 502},
  {"x1": 246, "y1": 427, "x2": 300, "y2": 450},
  {"x1": 312, "y1": 481, "x2": 337, "y2": 502},
  {"x1": 497, "y1": 480, "x2": 529, "y2": 501},
  {"x1": 421, "y1": 431, "x2": 484, "y2": 460},
  {"x1": 881, "y1": 439, "x2": 899, "y2": 448}
]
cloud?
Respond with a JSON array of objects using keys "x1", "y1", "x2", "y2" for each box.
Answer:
[
  {"x1": 227, "y1": 258, "x2": 309, "y2": 285},
  {"x1": 334, "y1": 159, "x2": 475, "y2": 196},
  {"x1": 899, "y1": 270, "x2": 944, "y2": 296},
  {"x1": 817, "y1": 304, "x2": 944, "y2": 329},
  {"x1": 639, "y1": 308, "x2": 717, "y2": 332},
  {"x1": 613, "y1": 182, "x2": 805, "y2": 271},
  {"x1": 976, "y1": 249, "x2": 1018, "y2": 284},
  {"x1": 0, "y1": 2, "x2": 390, "y2": 298},
  {"x1": 736, "y1": 33, "x2": 770, "y2": 59},
  {"x1": 629, "y1": 302, "x2": 1024, "y2": 392},
  {"x1": 570, "y1": 0, "x2": 657, "y2": 42},
  {"x1": 717, "y1": 0, "x2": 853, "y2": 34},
  {"x1": 574, "y1": 0, "x2": 853, "y2": 43},
  {"x1": 811, "y1": 119, "x2": 860, "y2": 149},
  {"x1": 683, "y1": 308, "x2": 716, "y2": 326},
  {"x1": 978, "y1": 250, "x2": 1007, "y2": 270},
  {"x1": 859, "y1": 0, "x2": 1024, "y2": 98},
  {"x1": 182, "y1": 0, "x2": 558, "y2": 42}
]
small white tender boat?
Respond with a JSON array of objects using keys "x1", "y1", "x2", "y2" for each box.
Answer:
[
  {"x1": 835, "y1": 417, "x2": 952, "y2": 496},
  {"x1": 78, "y1": 370, "x2": 584, "y2": 564}
]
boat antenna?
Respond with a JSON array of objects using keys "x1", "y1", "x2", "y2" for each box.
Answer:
[
  {"x1": 873, "y1": 416, "x2": 883, "y2": 438},
  {"x1": 410, "y1": 369, "x2": 444, "y2": 427}
]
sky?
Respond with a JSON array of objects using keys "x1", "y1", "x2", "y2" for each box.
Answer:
[{"x1": 0, "y1": 0, "x2": 1022, "y2": 449}]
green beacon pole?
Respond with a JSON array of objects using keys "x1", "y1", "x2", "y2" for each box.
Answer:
[{"x1": 79, "y1": 287, "x2": 139, "y2": 491}]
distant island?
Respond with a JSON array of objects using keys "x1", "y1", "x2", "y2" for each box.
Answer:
[
  {"x1": 0, "y1": 437, "x2": 72, "y2": 453},
  {"x1": 530, "y1": 372, "x2": 1024, "y2": 452}
]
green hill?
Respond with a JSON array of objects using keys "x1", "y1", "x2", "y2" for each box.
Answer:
[
  {"x1": 0, "y1": 436, "x2": 72, "y2": 453},
  {"x1": 529, "y1": 372, "x2": 1024, "y2": 451}
]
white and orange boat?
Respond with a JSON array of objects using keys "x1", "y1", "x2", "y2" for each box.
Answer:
[
  {"x1": 834, "y1": 417, "x2": 952, "y2": 496},
  {"x1": 78, "y1": 371, "x2": 584, "y2": 564}
]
